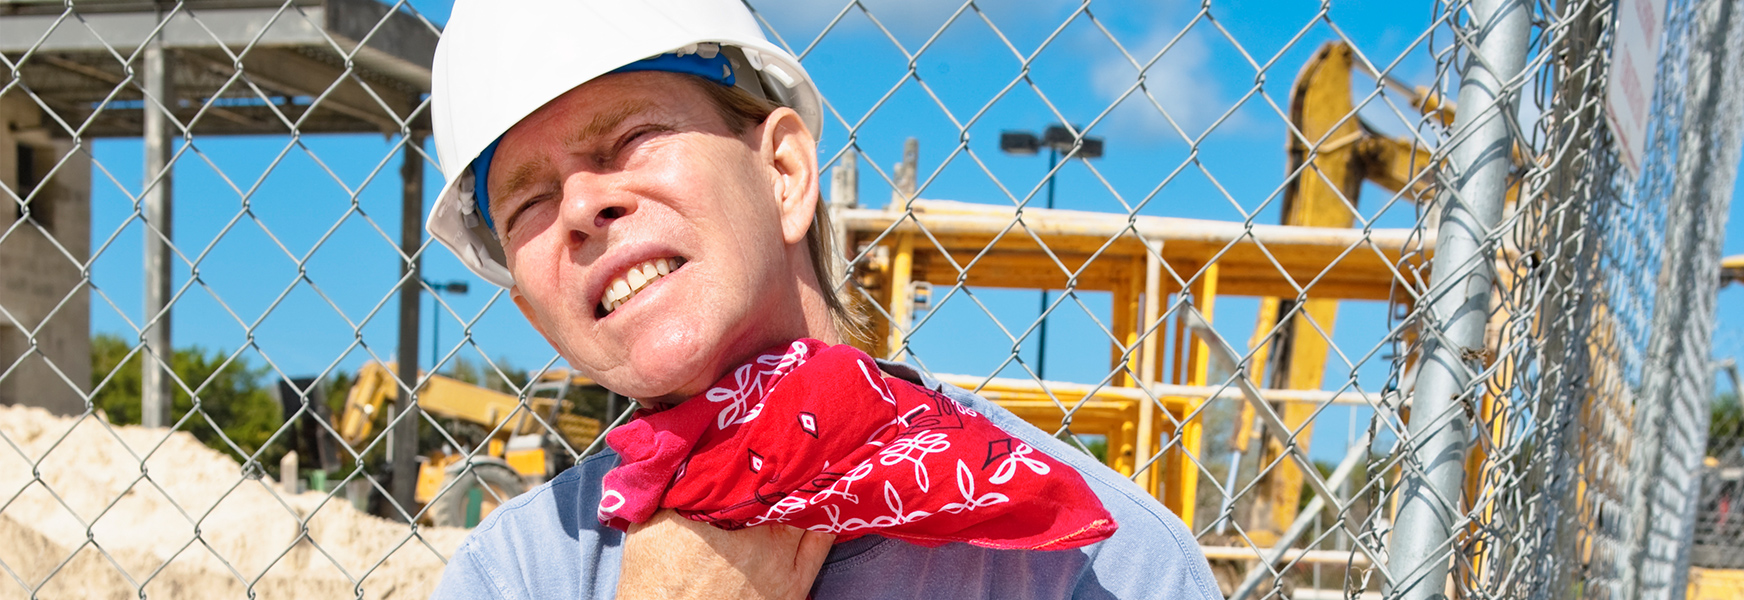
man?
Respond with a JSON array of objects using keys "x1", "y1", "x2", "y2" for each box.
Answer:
[{"x1": 425, "y1": 1, "x2": 1223, "y2": 598}]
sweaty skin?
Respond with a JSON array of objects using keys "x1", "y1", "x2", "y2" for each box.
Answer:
[
  {"x1": 488, "y1": 71, "x2": 839, "y2": 599},
  {"x1": 495, "y1": 71, "x2": 836, "y2": 405}
]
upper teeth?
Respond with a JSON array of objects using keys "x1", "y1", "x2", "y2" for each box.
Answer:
[{"x1": 602, "y1": 257, "x2": 681, "y2": 314}]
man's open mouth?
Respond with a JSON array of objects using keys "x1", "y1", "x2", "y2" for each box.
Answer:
[{"x1": 598, "y1": 256, "x2": 687, "y2": 317}]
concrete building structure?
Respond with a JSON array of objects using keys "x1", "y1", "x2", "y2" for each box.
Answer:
[
  {"x1": 0, "y1": 92, "x2": 91, "y2": 416},
  {"x1": 0, "y1": 0, "x2": 435, "y2": 508}
]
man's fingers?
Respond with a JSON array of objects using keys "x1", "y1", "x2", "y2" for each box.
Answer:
[{"x1": 793, "y1": 530, "x2": 835, "y2": 568}]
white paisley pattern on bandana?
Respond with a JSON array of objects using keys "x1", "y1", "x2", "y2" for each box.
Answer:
[
  {"x1": 598, "y1": 339, "x2": 1118, "y2": 551},
  {"x1": 703, "y1": 340, "x2": 812, "y2": 429}
]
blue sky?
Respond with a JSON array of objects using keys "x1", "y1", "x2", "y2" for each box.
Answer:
[{"x1": 77, "y1": 0, "x2": 1743, "y2": 462}]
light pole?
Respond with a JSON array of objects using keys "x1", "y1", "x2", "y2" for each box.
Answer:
[
  {"x1": 999, "y1": 125, "x2": 1103, "y2": 380},
  {"x1": 424, "y1": 279, "x2": 470, "y2": 372}
]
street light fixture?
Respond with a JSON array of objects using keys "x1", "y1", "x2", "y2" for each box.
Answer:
[
  {"x1": 1000, "y1": 131, "x2": 1040, "y2": 154},
  {"x1": 424, "y1": 279, "x2": 470, "y2": 371},
  {"x1": 999, "y1": 124, "x2": 1104, "y2": 380}
]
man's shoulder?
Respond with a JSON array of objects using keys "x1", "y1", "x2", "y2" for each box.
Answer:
[
  {"x1": 441, "y1": 365, "x2": 1226, "y2": 600},
  {"x1": 467, "y1": 452, "x2": 613, "y2": 540},
  {"x1": 433, "y1": 452, "x2": 624, "y2": 600}
]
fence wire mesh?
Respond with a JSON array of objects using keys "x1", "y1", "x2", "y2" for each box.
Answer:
[
  {"x1": 1691, "y1": 356, "x2": 1744, "y2": 595},
  {"x1": 0, "y1": 0, "x2": 1738, "y2": 599}
]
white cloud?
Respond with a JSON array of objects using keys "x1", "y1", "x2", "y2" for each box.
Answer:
[{"x1": 1090, "y1": 26, "x2": 1236, "y2": 144}]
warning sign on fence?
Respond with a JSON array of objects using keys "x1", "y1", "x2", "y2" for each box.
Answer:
[{"x1": 1606, "y1": 0, "x2": 1667, "y2": 175}]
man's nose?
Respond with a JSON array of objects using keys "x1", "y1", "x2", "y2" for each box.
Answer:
[{"x1": 556, "y1": 174, "x2": 636, "y2": 245}]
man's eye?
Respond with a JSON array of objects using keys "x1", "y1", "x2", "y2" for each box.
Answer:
[
  {"x1": 504, "y1": 195, "x2": 552, "y2": 234},
  {"x1": 607, "y1": 126, "x2": 669, "y2": 164}
]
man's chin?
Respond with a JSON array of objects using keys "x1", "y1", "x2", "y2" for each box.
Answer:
[
  {"x1": 592, "y1": 336, "x2": 728, "y2": 402},
  {"x1": 606, "y1": 370, "x2": 707, "y2": 404}
]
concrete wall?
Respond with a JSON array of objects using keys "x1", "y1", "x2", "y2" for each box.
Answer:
[{"x1": 0, "y1": 93, "x2": 91, "y2": 415}]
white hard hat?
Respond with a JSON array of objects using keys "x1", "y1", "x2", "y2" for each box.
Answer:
[{"x1": 425, "y1": 0, "x2": 825, "y2": 288}]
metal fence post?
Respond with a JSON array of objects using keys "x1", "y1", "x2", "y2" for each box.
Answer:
[
  {"x1": 1389, "y1": 0, "x2": 1532, "y2": 598},
  {"x1": 140, "y1": 16, "x2": 174, "y2": 429}
]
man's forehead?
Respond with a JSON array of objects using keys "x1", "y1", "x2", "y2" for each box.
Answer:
[
  {"x1": 502, "y1": 75, "x2": 721, "y2": 157},
  {"x1": 564, "y1": 98, "x2": 660, "y2": 146},
  {"x1": 550, "y1": 73, "x2": 715, "y2": 132},
  {"x1": 491, "y1": 74, "x2": 725, "y2": 197}
]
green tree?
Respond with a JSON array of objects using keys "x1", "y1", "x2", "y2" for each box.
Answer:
[
  {"x1": 1083, "y1": 436, "x2": 1109, "y2": 464},
  {"x1": 90, "y1": 333, "x2": 284, "y2": 463},
  {"x1": 1300, "y1": 459, "x2": 1340, "y2": 512},
  {"x1": 1711, "y1": 392, "x2": 1742, "y2": 459}
]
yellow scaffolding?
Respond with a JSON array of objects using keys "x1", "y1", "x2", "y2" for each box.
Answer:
[
  {"x1": 836, "y1": 40, "x2": 1450, "y2": 535},
  {"x1": 840, "y1": 198, "x2": 1428, "y2": 522}
]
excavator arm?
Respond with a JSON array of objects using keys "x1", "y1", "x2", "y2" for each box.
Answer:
[
  {"x1": 332, "y1": 361, "x2": 605, "y2": 525},
  {"x1": 1721, "y1": 255, "x2": 1744, "y2": 287},
  {"x1": 1237, "y1": 41, "x2": 1444, "y2": 545},
  {"x1": 332, "y1": 361, "x2": 601, "y2": 451},
  {"x1": 334, "y1": 361, "x2": 396, "y2": 447}
]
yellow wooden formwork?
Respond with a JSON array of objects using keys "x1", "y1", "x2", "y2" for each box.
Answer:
[{"x1": 840, "y1": 198, "x2": 1429, "y2": 523}]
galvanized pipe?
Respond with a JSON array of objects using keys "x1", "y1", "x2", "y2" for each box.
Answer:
[
  {"x1": 1388, "y1": 0, "x2": 1531, "y2": 598},
  {"x1": 140, "y1": 23, "x2": 174, "y2": 429}
]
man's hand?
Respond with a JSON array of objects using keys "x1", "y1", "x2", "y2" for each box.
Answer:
[{"x1": 617, "y1": 509, "x2": 836, "y2": 600}]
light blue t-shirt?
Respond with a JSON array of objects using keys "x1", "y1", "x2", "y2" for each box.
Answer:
[{"x1": 430, "y1": 361, "x2": 1225, "y2": 600}]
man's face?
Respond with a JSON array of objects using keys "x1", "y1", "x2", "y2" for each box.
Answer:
[{"x1": 488, "y1": 72, "x2": 817, "y2": 403}]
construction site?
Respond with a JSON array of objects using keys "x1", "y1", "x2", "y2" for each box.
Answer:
[{"x1": 2, "y1": 0, "x2": 1743, "y2": 599}]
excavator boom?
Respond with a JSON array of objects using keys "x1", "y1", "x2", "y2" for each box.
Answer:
[{"x1": 333, "y1": 361, "x2": 600, "y2": 451}]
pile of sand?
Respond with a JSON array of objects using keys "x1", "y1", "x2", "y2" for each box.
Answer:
[{"x1": 0, "y1": 405, "x2": 470, "y2": 599}]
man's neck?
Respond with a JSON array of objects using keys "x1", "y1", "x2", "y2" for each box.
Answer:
[{"x1": 792, "y1": 254, "x2": 842, "y2": 346}]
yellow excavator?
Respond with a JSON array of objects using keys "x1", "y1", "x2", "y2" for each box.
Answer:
[
  {"x1": 333, "y1": 362, "x2": 604, "y2": 527},
  {"x1": 1227, "y1": 40, "x2": 1444, "y2": 546},
  {"x1": 1721, "y1": 255, "x2": 1744, "y2": 286}
]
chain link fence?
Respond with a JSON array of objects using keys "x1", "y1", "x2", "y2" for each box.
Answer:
[
  {"x1": 1, "y1": 0, "x2": 1739, "y2": 598},
  {"x1": 1690, "y1": 358, "x2": 1743, "y2": 598}
]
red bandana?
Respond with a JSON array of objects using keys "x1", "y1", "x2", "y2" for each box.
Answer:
[{"x1": 598, "y1": 339, "x2": 1117, "y2": 550}]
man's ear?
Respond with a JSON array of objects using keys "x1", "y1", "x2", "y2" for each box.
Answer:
[{"x1": 759, "y1": 107, "x2": 820, "y2": 246}]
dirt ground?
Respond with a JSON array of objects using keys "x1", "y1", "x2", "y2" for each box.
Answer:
[{"x1": 0, "y1": 405, "x2": 469, "y2": 599}]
